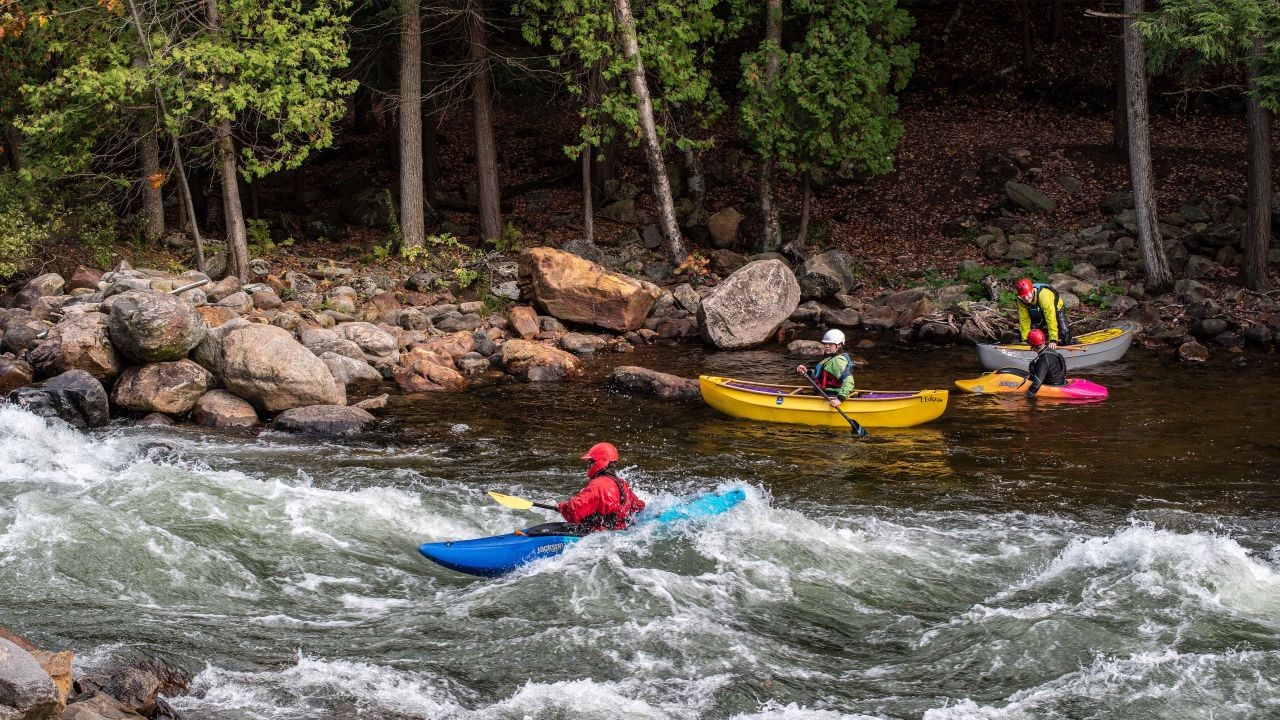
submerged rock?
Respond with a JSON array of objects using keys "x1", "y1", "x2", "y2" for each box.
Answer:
[
  {"x1": 5, "y1": 369, "x2": 109, "y2": 429},
  {"x1": 499, "y1": 339, "x2": 583, "y2": 382},
  {"x1": 274, "y1": 405, "x2": 375, "y2": 435},
  {"x1": 607, "y1": 366, "x2": 700, "y2": 399}
]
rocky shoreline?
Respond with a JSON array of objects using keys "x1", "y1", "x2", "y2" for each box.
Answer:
[{"x1": 1, "y1": 183, "x2": 1278, "y2": 438}]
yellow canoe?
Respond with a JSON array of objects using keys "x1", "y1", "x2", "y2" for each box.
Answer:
[{"x1": 699, "y1": 375, "x2": 949, "y2": 429}]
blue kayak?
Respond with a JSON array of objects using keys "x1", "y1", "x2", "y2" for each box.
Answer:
[{"x1": 418, "y1": 487, "x2": 747, "y2": 577}]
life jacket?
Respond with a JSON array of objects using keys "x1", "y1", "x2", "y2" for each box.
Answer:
[
  {"x1": 560, "y1": 472, "x2": 644, "y2": 531},
  {"x1": 1021, "y1": 283, "x2": 1063, "y2": 322},
  {"x1": 815, "y1": 352, "x2": 854, "y2": 390}
]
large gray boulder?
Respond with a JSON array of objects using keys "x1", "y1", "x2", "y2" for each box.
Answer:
[
  {"x1": 27, "y1": 312, "x2": 122, "y2": 382},
  {"x1": 221, "y1": 324, "x2": 345, "y2": 413},
  {"x1": 698, "y1": 259, "x2": 801, "y2": 349},
  {"x1": 797, "y1": 249, "x2": 858, "y2": 300},
  {"x1": 0, "y1": 637, "x2": 58, "y2": 719},
  {"x1": 320, "y1": 352, "x2": 383, "y2": 394},
  {"x1": 274, "y1": 405, "x2": 374, "y2": 435},
  {"x1": 1005, "y1": 181, "x2": 1057, "y2": 214},
  {"x1": 331, "y1": 322, "x2": 399, "y2": 368},
  {"x1": 111, "y1": 360, "x2": 214, "y2": 416},
  {"x1": 10, "y1": 273, "x2": 65, "y2": 310},
  {"x1": 5, "y1": 369, "x2": 110, "y2": 429},
  {"x1": 107, "y1": 290, "x2": 206, "y2": 363},
  {"x1": 190, "y1": 317, "x2": 250, "y2": 381},
  {"x1": 299, "y1": 328, "x2": 365, "y2": 363}
]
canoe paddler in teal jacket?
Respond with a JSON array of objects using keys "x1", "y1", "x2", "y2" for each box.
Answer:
[
  {"x1": 1015, "y1": 277, "x2": 1074, "y2": 348},
  {"x1": 795, "y1": 329, "x2": 855, "y2": 408}
]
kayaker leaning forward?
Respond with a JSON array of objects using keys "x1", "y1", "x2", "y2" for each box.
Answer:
[
  {"x1": 795, "y1": 329, "x2": 855, "y2": 408},
  {"x1": 1025, "y1": 329, "x2": 1068, "y2": 398},
  {"x1": 558, "y1": 442, "x2": 646, "y2": 532},
  {"x1": 1015, "y1": 278, "x2": 1074, "y2": 348}
]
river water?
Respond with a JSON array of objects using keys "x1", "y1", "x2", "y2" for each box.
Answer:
[{"x1": 2, "y1": 342, "x2": 1278, "y2": 719}]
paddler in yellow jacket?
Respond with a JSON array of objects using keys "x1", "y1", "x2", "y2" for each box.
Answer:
[
  {"x1": 1015, "y1": 278, "x2": 1074, "y2": 348},
  {"x1": 795, "y1": 329, "x2": 855, "y2": 408}
]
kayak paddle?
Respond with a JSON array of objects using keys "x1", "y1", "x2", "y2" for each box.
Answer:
[
  {"x1": 799, "y1": 371, "x2": 867, "y2": 437},
  {"x1": 487, "y1": 491, "x2": 559, "y2": 512}
]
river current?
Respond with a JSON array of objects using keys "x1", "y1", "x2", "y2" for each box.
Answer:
[{"x1": 2, "y1": 342, "x2": 1278, "y2": 719}]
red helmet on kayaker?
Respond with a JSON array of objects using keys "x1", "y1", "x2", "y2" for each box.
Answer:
[
  {"x1": 580, "y1": 442, "x2": 619, "y2": 478},
  {"x1": 1027, "y1": 328, "x2": 1047, "y2": 348},
  {"x1": 1015, "y1": 278, "x2": 1035, "y2": 302}
]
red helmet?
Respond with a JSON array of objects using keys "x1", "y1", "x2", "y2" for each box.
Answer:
[
  {"x1": 1015, "y1": 278, "x2": 1035, "y2": 301},
  {"x1": 580, "y1": 442, "x2": 619, "y2": 478},
  {"x1": 1027, "y1": 328, "x2": 1047, "y2": 347}
]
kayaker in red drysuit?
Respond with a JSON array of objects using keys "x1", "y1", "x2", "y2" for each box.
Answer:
[{"x1": 557, "y1": 442, "x2": 646, "y2": 532}]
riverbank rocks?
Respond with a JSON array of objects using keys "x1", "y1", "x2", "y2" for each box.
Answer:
[
  {"x1": 332, "y1": 322, "x2": 399, "y2": 369},
  {"x1": 393, "y1": 347, "x2": 468, "y2": 392},
  {"x1": 707, "y1": 207, "x2": 743, "y2": 248},
  {"x1": 699, "y1": 259, "x2": 801, "y2": 349},
  {"x1": 111, "y1": 360, "x2": 213, "y2": 416},
  {"x1": 191, "y1": 390, "x2": 259, "y2": 428},
  {"x1": 27, "y1": 312, "x2": 121, "y2": 382},
  {"x1": 5, "y1": 369, "x2": 109, "y2": 429},
  {"x1": 108, "y1": 290, "x2": 206, "y2": 363},
  {"x1": 797, "y1": 250, "x2": 858, "y2": 300},
  {"x1": 607, "y1": 366, "x2": 699, "y2": 399},
  {"x1": 0, "y1": 358, "x2": 34, "y2": 394},
  {"x1": 520, "y1": 247, "x2": 661, "y2": 332},
  {"x1": 1178, "y1": 340, "x2": 1210, "y2": 362},
  {"x1": 61, "y1": 692, "x2": 146, "y2": 720},
  {"x1": 274, "y1": 405, "x2": 374, "y2": 435},
  {"x1": 321, "y1": 352, "x2": 383, "y2": 393},
  {"x1": 191, "y1": 317, "x2": 250, "y2": 380},
  {"x1": 11, "y1": 273, "x2": 65, "y2": 310},
  {"x1": 221, "y1": 324, "x2": 344, "y2": 412},
  {"x1": 1005, "y1": 181, "x2": 1056, "y2": 214},
  {"x1": 499, "y1": 339, "x2": 583, "y2": 382},
  {"x1": 0, "y1": 637, "x2": 58, "y2": 719}
]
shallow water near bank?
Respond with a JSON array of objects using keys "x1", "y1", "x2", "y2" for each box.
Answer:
[{"x1": 2, "y1": 342, "x2": 1278, "y2": 719}]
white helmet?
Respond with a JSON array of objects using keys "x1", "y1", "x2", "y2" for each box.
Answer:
[{"x1": 821, "y1": 329, "x2": 846, "y2": 345}]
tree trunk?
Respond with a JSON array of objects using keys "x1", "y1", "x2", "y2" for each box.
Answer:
[
  {"x1": 582, "y1": 142, "x2": 594, "y2": 244},
  {"x1": 4, "y1": 124, "x2": 25, "y2": 171},
  {"x1": 423, "y1": 36, "x2": 438, "y2": 207},
  {"x1": 1122, "y1": 0, "x2": 1171, "y2": 290},
  {"x1": 684, "y1": 147, "x2": 705, "y2": 200},
  {"x1": 796, "y1": 173, "x2": 812, "y2": 248},
  {"x1": 1244, "y1": 38, "x2": 1272, "y2": 292},
  {"x1": 215, "y1": 123, "x2": 249, "y2": 282},
  {"x1": 469, "y1": 0, "x2": 502, "y2": 243},
  {"x1": 1019, "y1": 0, "x2": 1033, "y2": 70},
  {"x1": 1113, "y1": 34, "x2": 1128, "y2": 159},
  {"x1": 613, "y1": 0, "x2": 684, "y2": 261},
  {"x1": 399, "y1": 0, "x2": 425, "y2": 249},
  {"x1": 588, "y1": 65, "x2": 615, "y2": 200},
  {"x1": 1048, "y1": 0, "x2": 1064, "y2": 43},
  {"x1": 759, "y1": 0, "x2": 783, "y2": 251},
  {"x1": 138, "y1": 116, "x2": 165, "y2": 242}
]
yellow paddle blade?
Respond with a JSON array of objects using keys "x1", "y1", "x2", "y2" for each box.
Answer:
[{"x1": 487, "y1": 491, "x2": 534, "y2": 511}]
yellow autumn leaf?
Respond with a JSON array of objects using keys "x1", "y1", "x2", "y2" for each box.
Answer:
[{"x1": 147, "y1": 172, "x2": 166, "y2": 190}]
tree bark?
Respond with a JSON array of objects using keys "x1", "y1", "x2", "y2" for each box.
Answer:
[
  {"x1": 588, "y1": 65, "x2": 615, "y2": 200},
  {"x1": 796, "y1": 172, "x2": 812, "y2": 248},
  {"x1": 138, "y1": 118, "x2": 165, "y2": 241},
  {"x1": 1122, "y1": 0, "x2": 1171, "y2": 290},
  {"x1": 215, "y1": 123, "x2": 249, "y2": 281},
  {"x1": 1113, "y1": 33, "x2": 1128, "y2": 159},
  {"x1": 423, "y1": 35, "x2": 438, "y2": 207},
  {"x1": 1244, "y1": 37, "x2": 1272, "y2": 292},
  {"x1": 759, "y1": 0, "x2": 783, "y2": 251},
  {"x1": 1019, "y1": 0, "x2": 1034, "y2": 70},
  {"x1": 398, "y1": 0, "x2": 425, "y2": 249},
  {"x1": 684, "y1": 147, "x2": 705, "y2": 200},
  {"x1": 613, "y1": 0, "x2": 684, "y2": 261},
  {"x1": 582, "y1": 142, "x2": 594, "y2": 244},
  {"x1": 4, "y1": 124, "x2": 25, "y2": 171},
  {"x1": 1048, "y1": 0, "x2": 1064, "y2": 43},
  {"x1": 468, "y1": 0, "x2": 502, "y2": 243}
]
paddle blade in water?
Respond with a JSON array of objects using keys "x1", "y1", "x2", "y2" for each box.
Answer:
[{"x1": 487, "y1": 491, "x2": 535, "y2": 511}]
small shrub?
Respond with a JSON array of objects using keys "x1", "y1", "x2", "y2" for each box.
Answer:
[
  {"x1": 247, "y1": 219, "x2": 274, "y2": 254},
  {"x1": 489, "y1": 222, "x2": 524, "y2": 252}
]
